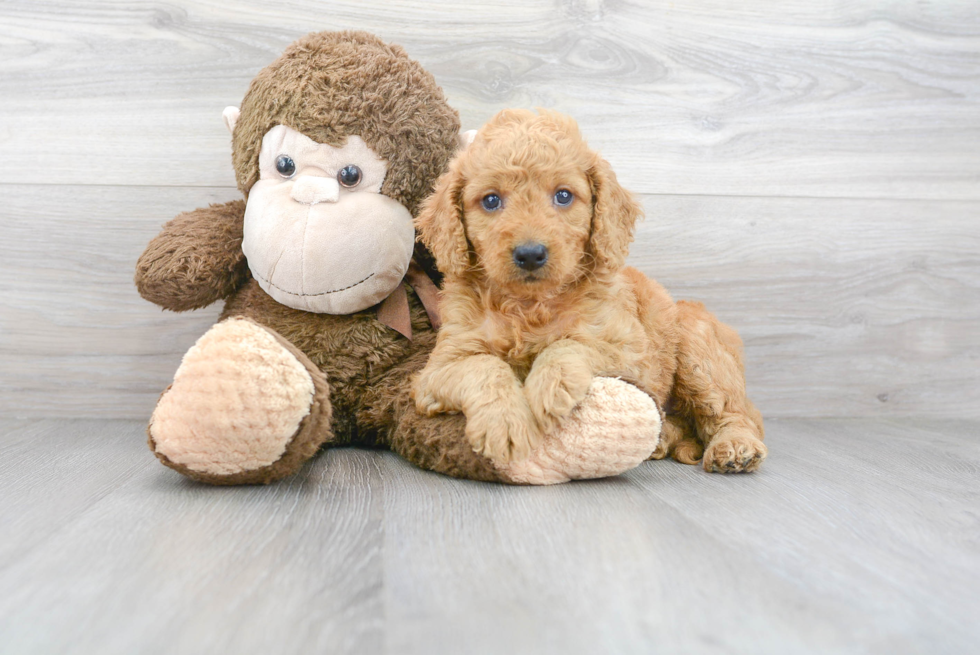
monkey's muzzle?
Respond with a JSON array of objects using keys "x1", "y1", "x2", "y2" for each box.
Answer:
[{"x1": 291, "y1": 176, "x2": 340, "y2": 205}]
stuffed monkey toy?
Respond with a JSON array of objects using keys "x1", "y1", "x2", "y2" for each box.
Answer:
[{"x1": 135, "y1": 31, "x2": 662, "y2": 486}]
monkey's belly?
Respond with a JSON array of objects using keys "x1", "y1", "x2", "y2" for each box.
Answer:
[{"x1": 220, "y1": 278, "x2": 435, "y2": 445}]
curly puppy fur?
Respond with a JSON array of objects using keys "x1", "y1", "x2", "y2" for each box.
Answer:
[{"x1": 413, "y1": 109, "x2": 766, "y2": 472}]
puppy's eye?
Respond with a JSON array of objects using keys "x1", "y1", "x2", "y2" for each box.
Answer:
[
  {"x1": 338, "y1": 164, "x2": 362, "y2": 188},
  {"x1": 554, "y1": 189, "x2": 574, "y2": 207},
  {"x1": 276, "y1": 155, "x2": 296, "y2": 178},
  {"x1": 481, "y1": 193, "x2": 502, "y2": 212}
]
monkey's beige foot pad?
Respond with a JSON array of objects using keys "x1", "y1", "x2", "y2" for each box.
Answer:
[
  {"x1": 149, "y1": 317, "x2": 332, "y2": 484},
  {"x1": 496, "y1": 377, "x2": 661, "y2": 485}
]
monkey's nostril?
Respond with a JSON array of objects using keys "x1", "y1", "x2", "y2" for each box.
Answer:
[{"x1": 513, "y1": 243, "x2": 548, "y2": 272}]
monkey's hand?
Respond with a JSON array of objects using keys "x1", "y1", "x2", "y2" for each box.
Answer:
[{"x1": 135, "y1": 200, "x2": 249, "y2": 311}]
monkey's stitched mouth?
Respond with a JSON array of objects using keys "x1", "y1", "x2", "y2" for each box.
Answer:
[{"x1": 252, "y1": 270, "x2": 376, "y2": 297}]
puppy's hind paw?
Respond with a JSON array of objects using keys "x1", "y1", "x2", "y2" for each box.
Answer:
[{"x1": 703, "y1": 432, "x2": 767, "y2": 473}]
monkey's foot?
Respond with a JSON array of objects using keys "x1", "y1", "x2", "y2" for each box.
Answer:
[
  {"x1": 148, "y1": 317, "x2": 332, "y2": 485},
  {"x1": 495, "y1": 377, "x2": 661, "y2": 485}
]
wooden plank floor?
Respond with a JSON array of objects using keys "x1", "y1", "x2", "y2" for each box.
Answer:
[{"x1": 1, "y1": 418, "x2": 978, "y2": 654}]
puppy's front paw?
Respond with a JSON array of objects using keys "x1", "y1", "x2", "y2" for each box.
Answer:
[
  {"x1": 703, "y1": 432, "x2": 767, "y2": 473},
  {"x1": 466, "y1": 399, "x2": 542, "y2": 464},
  {"x1": 496, "y1": 377, "x2": 662, "y2": 485},
  {"x1": 524, "y1": 359, "x2": 592, "y2": 434},
  {"x1": 414, "y1": 391, "x2": 451, "y2": 417},
  {"x1": 411, "y1": 373, "x2": 455, "y2": 417}
]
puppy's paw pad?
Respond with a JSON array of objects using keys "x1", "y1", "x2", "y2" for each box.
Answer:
[
  {"x1": 703, "y1": 434, "x2": 766, "y2": 473},
  {"x1": 150, "y1": 318, "x2": 316, "y2": 476}
]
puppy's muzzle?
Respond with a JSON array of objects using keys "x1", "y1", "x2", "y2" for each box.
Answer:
[{"x1": 512, "y1": 242, "x2": 548, "y2": 272}]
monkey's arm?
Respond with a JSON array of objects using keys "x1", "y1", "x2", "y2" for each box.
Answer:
[{"x1": 135, "y1": 200, "x2": 249, "y2": 312}]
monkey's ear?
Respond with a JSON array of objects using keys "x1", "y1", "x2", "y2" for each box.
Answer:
[
  {"x1": 457, "y1": 130, "x2": 477, "y2": 151},
  {"x1": 222, "y1": 106, "x2": 241, "y2": 135},
  {"x1": 415, "y1": 160, "x2": 470, "y2": 279},
  {"x1": 587, "y1": 155, "x2": 642, "y2": 273}
]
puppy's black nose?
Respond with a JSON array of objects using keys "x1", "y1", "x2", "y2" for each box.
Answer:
[{"x1": 513, "y1": 243, "x2": 548, "y2": 271}]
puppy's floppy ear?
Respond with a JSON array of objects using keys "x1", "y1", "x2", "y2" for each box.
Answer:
[
  {"x1": 415, "y1": 158, "x2": 470, "y2": 278},
  {"x1": 587, "y1": 155, "x2": 643, "y2": 272}
]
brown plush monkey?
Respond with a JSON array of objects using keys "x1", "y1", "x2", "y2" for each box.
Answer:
[{"x1": 135, "y1": 31, "x2": 662, "y2": 486}]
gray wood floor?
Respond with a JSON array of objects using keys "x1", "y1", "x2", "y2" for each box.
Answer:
[{"x1": 1, "y1": 418, "x2": 978, "y2": 654}]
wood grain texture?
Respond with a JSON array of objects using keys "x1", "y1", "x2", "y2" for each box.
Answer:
[
  {"x1": 1, "y1": 418, "x2": 977, "y2": 654},
  {"x1": 0, "y1": 184, "x2": 234, "y2": 419},
  {"x1": 0, "y1": 420, "x2": 386, "y2": 655},
  {"x1": 382, "y1": 416, "x2": 980, "y2": 654},
  {"x1": 0, "y1": 1, "x2": 977, "y2": 198},
  {"x1": 2, "y1": 6, "x2": 977, "y2": 653},
  {"x1": 0, "y1": 2, "x2": 978, "y2": 418},
  {"x1": 632, "y1": 194, "x2": 980, "y2": 419},
  {"x1": 1, "y1": 184, "x2": 976, "y2": 419}
]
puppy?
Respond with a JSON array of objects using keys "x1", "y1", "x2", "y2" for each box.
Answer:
[{"x1": 412, "y1": 109, "x2": 766, "y2": 472}]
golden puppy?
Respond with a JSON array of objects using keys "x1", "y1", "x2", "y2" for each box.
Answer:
[{"x1": 412, "y1": 108, "x2": 766, "y2": 472}]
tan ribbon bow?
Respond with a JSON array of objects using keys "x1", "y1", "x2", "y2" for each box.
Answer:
[{"x1": 375, "y1": 260, "x2": 442, "y2": 340}]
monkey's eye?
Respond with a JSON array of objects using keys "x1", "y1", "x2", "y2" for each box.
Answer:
[
  {"x1": 481, "y1": 193, "x2": 502, "y2": 212},
  {"x1": 275, "y1": 155, "x2": 296, "y2": 178},
  {"x1": 554, "y1": 189, "x2": 574, "y2": 207},
  {"x1": 338, "y1": 165, "x2": 362, "y2": 188}
]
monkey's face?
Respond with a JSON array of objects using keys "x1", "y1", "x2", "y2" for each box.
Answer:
[{"x1": 241, "y1": 125, "x2": 415, "y2": 314}]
